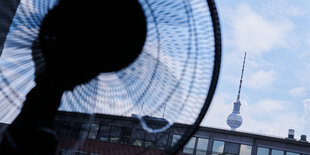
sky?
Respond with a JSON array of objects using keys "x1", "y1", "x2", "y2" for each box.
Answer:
[
  {"x1": 2, "y1": 0, "x2": 310, "y2": 139},
  {"x1": 0, "y1": 0, "x2": 216, "y2": 129},
  {"x1": 203, "y1": 0, "x2": 310, "y2": 139}
]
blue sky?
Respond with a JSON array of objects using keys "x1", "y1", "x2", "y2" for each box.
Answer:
[
  {"x1": 203, "y1": 0, "x2": 310, "y2": 138},
  {"x1": 2, "y1": 0, "x2": 310, "y2": 138}
]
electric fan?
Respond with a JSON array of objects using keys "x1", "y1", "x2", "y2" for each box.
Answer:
[{"x1": 0, "y1": 0, "x2": 221, "y2": 154}]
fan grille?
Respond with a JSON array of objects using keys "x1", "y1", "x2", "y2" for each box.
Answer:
[{"x1": 0, "y1": 0, "x2": 221, "y2": 153}]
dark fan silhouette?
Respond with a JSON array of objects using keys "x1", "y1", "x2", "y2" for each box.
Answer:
[
  {"x1": 0, "y1": 0, "x2": 221, "y2": 154},
  {"x1": 0, "y1": 0, "x2": 146, "y2": 154}
]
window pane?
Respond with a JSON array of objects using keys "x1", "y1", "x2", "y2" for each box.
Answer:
[
  {"x1": 155, "y1": 132, "x2": 169, "y2": 149},
  {"x1": 132, "y1": 129, "x2": 145, "y2": 140},
  {"x1": 109, "y1": 126, "x2": 121, "y2": 142},
  {"x1": 145, "y1": 132, "x2": 156, "y2": 141},
  {"x1": 79, "y1": 123, "x2": 90, "y2": 138},
  {"x1": 88, "y1": 124, "x2": 99, "y2": 139},
  {"x1": 110, "y1": 126, "x2": 121, "y2": 137},
  {"x1": 145, "y1": 141, "x2": 154, "y2": 148},
  {"x1": 183, "y1": 137, "x2": 196, "y2": 154},
  {"x1": 257, "y1": 147, "x2": 269, "y2": 155},
  {"x1": 272, "y1": 149, "x2": 284, "y2": 155},
  {"x1": 119, "y1": 127, "x2": 131, "y2": 144},
  {"x1": 133, "y1": 140, "x2": 143, "y2": 146},
  {"x1": 287, "y1": 152, "x2": 299, "y2": 155},
  {"x1": 224, "y1": 142, "x2": 240, "y2": 154},
  {"x1": 196, "y1": 138, "x2": 208, "y2": 155},
  {"x1": 98, "y1": 125, "x2": 110, "y2": 141},
  {"x1": 239, "y1": 144, "x2": 252, "y2": 155},
  {"x1": 212, "y1": 140, "x2": 224, "y2": 154},
  {"x1": 171, "y1": 134, "x2": 182, "y2": 146},
  {"x1": 110, "y1": 137, "x2": 120, "y2": 143}
]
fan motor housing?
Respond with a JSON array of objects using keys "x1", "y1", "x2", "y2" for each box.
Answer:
[{"x1": 38, "y1": 0, "x2": 147, "y2": 90}]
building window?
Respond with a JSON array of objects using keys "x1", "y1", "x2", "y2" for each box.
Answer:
[
  {"x1": 155, "y1": 132, "x2": 169, "y2": 149},
  {"x1": 109, "y1": 126, "x2": 121, "y2": 143},
  {"x1": 133, "y1": 139, "x2": 154, "y2": 148},
  {"x1": 145, "y1": 141, "x2": 154, "y2": 148},
  {"x1": 119, "y1": 127, "x2": 132, "y2": 144},
  {"x1": 145, "y1": 132, "x2": 156, "y2": 142},
  {"x1": 171, "y1": 134, "x2": 182, "y2": 147},
  {"x1": 286, "y1": 152, "x2": 300, "y2": 155},
  {"x1": 239, "y1": 144, "x2": 252, "y2": 155},
  {"x1": 133, "y1": 140, "x2": 143, "y2": 146},
  {"x1": 79, "y1": 123, "x2": 90, "y2": 138},
  {"x1": 59, "y1": 150, "x2": 87, "y2": 155},
  {"x1": 196, "y1": 138, "x2": 209, "y2": 155},
  {"x1": 88, "y1": 124, "x2": 99, "y2": 139},
  {"x1": 131, "y1": 128, "x2": 156, "y2": 148},
  {"x1": 224, "y1": 142, "x2": 240, "y2": 155},
  {"x1": 131, "y1": 128, "x2": 145, "y2": 140},
  {"x1": 183, "y1": 137, "x2": 196, "y2": 154},
  {"x1": 98, "y1": 125, "x2": 110, "y2": 141},
  {"x1": 212, "y1": 140, "x2": 224, "y2": 155},
  {"x1": 271, "y1": 149, "x2": 284, "y2": 155},
  {"x1": 257, "y1": 147, "x2": 269, "y2": 155}
]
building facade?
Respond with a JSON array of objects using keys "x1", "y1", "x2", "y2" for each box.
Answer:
[{"x1": 51, "y1": 111, "x2": 310, "y2": 155}]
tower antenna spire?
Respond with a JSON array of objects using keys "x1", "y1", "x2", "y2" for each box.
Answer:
[
  {"x1": 236, "y1": 52, "x2": 246, "y2": 102},
  {"x1": 226, "y1": 52, "x2": 246, "y2": 131}
]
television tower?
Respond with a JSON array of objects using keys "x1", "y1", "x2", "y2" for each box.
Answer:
[{"x1": 226, "y1": 52, "x2": 246, "y2": 131}]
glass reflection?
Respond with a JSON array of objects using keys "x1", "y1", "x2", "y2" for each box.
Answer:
[
  {"x1": 196, "y1": 138, "x2": 208, "y2": 155},
  {"x1": 271, "y1": 149, "x2": 283, "y2": 155},
  {"x1": 286, "y1": 152, "x2": 300, "y2": 155},
  {"x1": 239, "y1": 144, "x2": 252, "y2": 155},
  {"x1": 88, "y1": 124, "x2": 99, "y2": 139},
  {"x1": 212, "y1": 140, "x2": 224, "y2": 154},
  {"x1": 171, "y1": 134, "x2": 182, "y2": 146},
  {"x1": 257, "y1": 147, "x2": 269, "y2": 155},
  {"x1": 224, "y1": 142, "x2": 240, "y2": 154},
  {"x1": 183, "y1": 137, "x2": 196, "y2": 154}
]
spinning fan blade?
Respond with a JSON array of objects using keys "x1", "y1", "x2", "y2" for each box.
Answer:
[{"x1": 0, "y1": 0, "x2": 221, "y2": 154}]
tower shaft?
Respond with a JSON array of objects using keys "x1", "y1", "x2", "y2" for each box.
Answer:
[
  {"x1": 236, "y1": 52, "x2": 246, "y2": 102},
  {"x1": 227, "y1": 52, "x2": 246, "y2": 131}
]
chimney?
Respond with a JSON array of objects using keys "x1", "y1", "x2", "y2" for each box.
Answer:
[
  {"x1": 300, "y1": 135, "x2": 307, "y2": 142},
  {"x1": 288, "y1": 129, "x2": 295, "y2": 139}
]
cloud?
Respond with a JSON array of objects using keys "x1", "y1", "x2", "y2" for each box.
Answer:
[
  {"x1": 205, "y1": 0, "x2": 308, "y2": 138},
  {"x1": 261, "y1": 0, "x2": 306, "y2": 17},
  {"x1": 289, "y1": 87, "x2": 306, "y2": 97},
  {"x1": 202, "y1": 93, "x2": 232, "y2": 128},
  {"x1": 230, "y1": 4, "x2": 294, "y2": 55},
  {"x1": 240, "y1": 98, "x2": 304, "y2": 137},
  {"x1": 248, "y1": 99, "x2": 287, "y2": 115},
  {"x1": 245, "y1": 70, "x2": 276, "y2": 90}
]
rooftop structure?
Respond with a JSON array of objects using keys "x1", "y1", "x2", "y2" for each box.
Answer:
[{"x1": 13, "y1": 111, "x2": 307, "y2": 155}]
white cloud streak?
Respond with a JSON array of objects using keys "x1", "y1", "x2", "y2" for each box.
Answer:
[
  {"x1": 245, "y1": 70, "x2": 277, "y2": 90},
  {"x1": 230, "y1": 4, "x2": 295, "y2": 55},
  {"x1": 289, "y1": 87, "x2": 306, "y2": 97}
]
